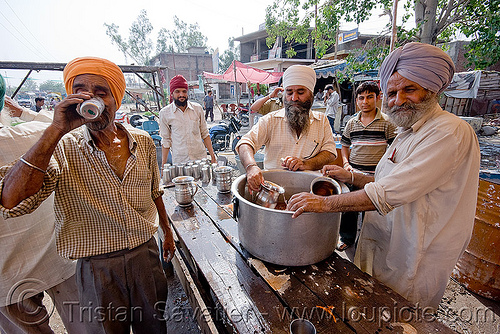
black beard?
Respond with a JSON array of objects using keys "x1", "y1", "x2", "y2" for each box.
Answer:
[
  {"x1": 384, "y1": 92, "x2": 436, "y2": 129},
  {"x1": 174, "y1": 97, "x2": 188, "y2": 107},
  {"x1": 284, "y1": 97, "x2": 313, "y2": 135}
]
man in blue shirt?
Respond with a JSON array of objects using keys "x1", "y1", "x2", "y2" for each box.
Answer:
[{"x1": 203, "y1": 90, "x2": 214, "y2": 122}]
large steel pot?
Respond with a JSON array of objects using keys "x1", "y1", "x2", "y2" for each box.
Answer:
[{"x1": 232, "y1": 169, "x2": 348, "y2": 266}]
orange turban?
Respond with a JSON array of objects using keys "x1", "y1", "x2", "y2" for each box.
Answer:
[{"x1": 63, "y1": 57, "x2": 126, "y2": 109}]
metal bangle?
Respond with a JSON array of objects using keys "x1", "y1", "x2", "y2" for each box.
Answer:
[
  {"x1": 245, "y1": 163, "x2": 258, "y2": 171},
  {"x1": 19, "y1": 157, "x2": 46, "y2": 174},
  {"x1": 350, "y1": 170, "x2": 354, "y2": 184}
]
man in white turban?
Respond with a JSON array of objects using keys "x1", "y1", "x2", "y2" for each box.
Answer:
[
  {"x1": 236, "y1": 65, "x2": 337, "y2": 191},
  {"x1": 286, "y1": 43, "x2": 480, "y2": 310}
]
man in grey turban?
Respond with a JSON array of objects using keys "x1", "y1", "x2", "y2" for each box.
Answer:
[{"x1": 286, "y1": 42, "x2": 480, "y2": 310}]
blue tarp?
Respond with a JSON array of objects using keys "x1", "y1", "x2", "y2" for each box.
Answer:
[{"x1": 315, "y1": 63, "x2": 347, "y2": 78}]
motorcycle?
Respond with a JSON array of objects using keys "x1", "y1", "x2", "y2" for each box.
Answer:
[
  {"x1": 209, "y1": 116, "x2": 242, "y2": 152},
  {"x1": 237, "y1": 104, "x2": 250, "y2": 127}
]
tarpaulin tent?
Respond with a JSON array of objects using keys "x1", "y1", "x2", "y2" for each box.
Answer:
[{"x1": 203, "y1": 60, "x2": 282, "y2": 84}]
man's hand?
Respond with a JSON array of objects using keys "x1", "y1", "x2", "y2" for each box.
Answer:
[
  {"x1": 246, "y1": 165, "x2": 264, "y2": 192},
  {"x1": 269, "y1": 86, "x2": 284, "y2": 98},
  {"x1": 162, "y1": 231, "x2": 176, "y2": 263},
  {"x1": 50, "y1": 93, "x2": 94, "y2": 136},
  {"x1": 3, "y1": 96, "x2": 23, "y2": 117},
  {"x1": 287, "y1": 192, "x2": 330, "y2": 218},
  {"x1": 281, "y1": 156, "x2": 305, "y2": 171},
  {"x1": 322, "y1": 164, "x2": 352, "y2": 184}
]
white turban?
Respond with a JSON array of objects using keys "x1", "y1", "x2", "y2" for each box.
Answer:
[
  {"x1": 283, "y1": 65, "x2": 316, "y2": 93},
  {"x1": 379, "y1": 42, "x2": 455, "y2": 95}
]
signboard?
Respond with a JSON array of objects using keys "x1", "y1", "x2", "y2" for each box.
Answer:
[{"x1": 338, "y1": 28, "x2": 359, "y2": 44}]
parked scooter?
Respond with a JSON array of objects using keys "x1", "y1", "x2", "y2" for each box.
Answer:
[
  {"x1": 130, "y1": 114, "x2": 162, "y2": 147},
  {"x1": 209, "y1": 116, "x2": 242, "y2": 152}
]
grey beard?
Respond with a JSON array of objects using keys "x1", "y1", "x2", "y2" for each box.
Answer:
[
  {"x1": 285, "y1": 98, "x2": 312, "y2": 135},
  {"x1": 385, "y1": 92, "x2": 437, "y2": 129},
  {"x1": 85, "y1": 109, "x2": 112, "y2": 131}
]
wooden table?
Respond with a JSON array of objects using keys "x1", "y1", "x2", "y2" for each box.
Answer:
[{"x1": 162, "y1": 179, "x2": 453, "y2": 334}]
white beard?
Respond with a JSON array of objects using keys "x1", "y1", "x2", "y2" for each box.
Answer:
[{"x1": 385, "y1": 92, "x2": 437, "y2": 129}]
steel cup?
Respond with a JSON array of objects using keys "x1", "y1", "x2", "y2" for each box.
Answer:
[
  {"x1": 201, "y1": 166, "x2": 211, "y2": 183},
  {"x1": 169, "y1": 165, "x2": 177, "y2": 178},
  {"x1": 172, "y1": 176, "x2": 198, "y2": 207},
  {"x1": 192, "y1": 164, "x2": 201, "y2": 180},
  {"x1": 176, "y1": 164, "x2": 184, "y2": 177},
  {"x1": 162, "y1": 167, "x2": 172, "y2": 184},
  {"x1": 214, "y1": 166, "x2": 233, "y2": 193},
  {"x1": 290, "y1": 319, "x2": 316, "y2": 334}
]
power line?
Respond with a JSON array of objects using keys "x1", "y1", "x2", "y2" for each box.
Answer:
[
  {"x1": 3, "y1": 0, "x2": 59, "y2": 60},
  {"x1": 0, "y1": 20, "x2": 43, "y2": 60}
]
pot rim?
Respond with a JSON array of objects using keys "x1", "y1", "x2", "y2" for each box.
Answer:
[{"x1": 232, "y1": 170, "x2": 335, "y2": 214}]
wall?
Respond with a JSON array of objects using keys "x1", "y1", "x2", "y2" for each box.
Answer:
[{"x1": 150, "y1": 52, "x2": 213, "y2": 88}]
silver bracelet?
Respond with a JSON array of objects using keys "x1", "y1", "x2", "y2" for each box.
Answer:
[
  {"x1": 350, "y1": 170, "x2": 354, "y2": 184},
  {"x1": 19, "y1": 157, "x2": 46, "y2": 174},
  {"x1": 245, "y1": 163, "x2": 258, "y2": 171}
]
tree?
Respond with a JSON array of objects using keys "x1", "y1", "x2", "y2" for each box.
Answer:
[
  {"x1": 20, "y1": 78, "x2": 38, "y2": 92},
  {"x1": 105, "y1": 10, "x2": 208, "y2": 65},
  {"x1": 266, "y1": 0, "x2": 499, "y2": 71},
  {"x1": 39, "y1": 80, "x2": 65, "y2": 94},
  {"x1": 219, "y1": 38, "x2": 239, "y2": 73},
  {"x1": 128, "y1": 9, "x2": 154, "y2": 64},
  {"x1": 160, "y1": 16, "x2": 208, "y2": 53},
  {"x1": 265, "y1": 0, "x2": 391, "y2": 59}
]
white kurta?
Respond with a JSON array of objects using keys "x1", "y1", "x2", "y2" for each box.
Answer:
[
  {"x1": 158, "y1": 101, "x2": 210, "y2": 164},
  {"x1": 0, "y1": 119, "x2": 75, "y2": 307},
  {"x1": 356, "y1": 104, "x2": 480, "y2": 309}
]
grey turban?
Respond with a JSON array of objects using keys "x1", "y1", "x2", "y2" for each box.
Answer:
[{"x1": 379, "y1": 42, "x2": 455, "y2": 95}]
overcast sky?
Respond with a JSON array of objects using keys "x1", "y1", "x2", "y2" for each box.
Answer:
[{"x1": 1, "y1": 0, "x2": 399, "y2": 87}]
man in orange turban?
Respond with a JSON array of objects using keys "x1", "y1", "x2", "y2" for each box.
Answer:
[
  {"x1": 63, "y1": 56, "x2": 126, "y2": 109},
  {"x1": 0, "y1": 57, "x2": 174, "y2": 333}
]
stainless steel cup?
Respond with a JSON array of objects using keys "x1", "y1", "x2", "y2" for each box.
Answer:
[
  {"x1": 310, "y1": 176, "x2": 340, "y2": 196},
  {"x1": 214, "y1": 166, "x2": 232, "y2": 193},
  {"x1": 211, "y1": 163, "x2": 218, "y2": 184},
  {"x1": 162, "y1": 167, "x2": 172, "y2": 184},
  {"x1": 183, "y1": 165, "x2": 193, "y2": 177},
  {"x1": 192, "y1": 164, "x2": 201, "y2": 180},
  {"x1": 290, "y1": 319, "x2": 316, "y2": 334},
  {"x1": 254, "y1": 180, "x2": 285, "y2": 209},
  {"x1": 176, "y1": 164, "x2": 184, "y2": 177},
  {"x1": 201, "y1": 166, "x2": 211, "y2": 183},
  {"x1": 169, "y1": 165, "x2": 177, "y2": 178},
  {"x1": 172, "y1": 176, "x2": 198, "y2": 207}
]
